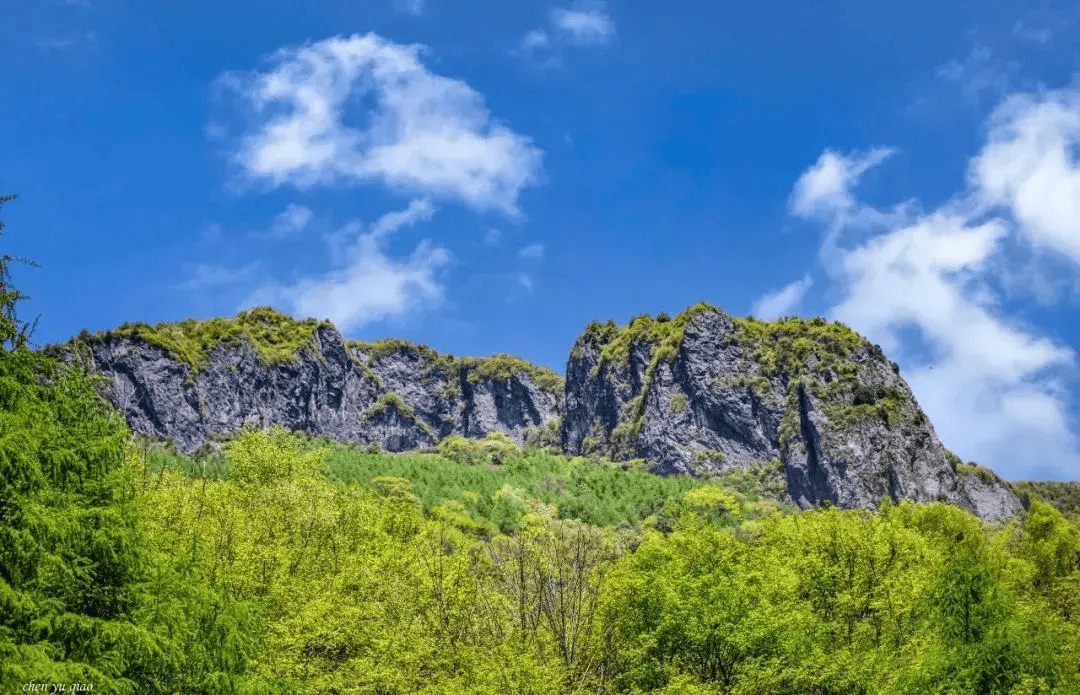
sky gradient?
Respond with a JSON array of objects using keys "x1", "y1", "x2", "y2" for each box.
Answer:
[{"x1": 4, "y1": 0, "x2": 1080, "y2": 481}]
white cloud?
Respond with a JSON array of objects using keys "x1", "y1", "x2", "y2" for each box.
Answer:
[
  {"x1": 970, "y1": 88, "x2": 1080, "y2": 265},
  {"x1": 788, "y1": 89, "x2": 1080, "y2": 480},
  {"x1": 521, "y1": 29, "x2": 550, "y2": 52},
  {"x1": 518, "y1": 242, "x2": 544, "y2": 259},
  {"x1": 370, "y1": 197, "x2": 435, "y2": 238},
  {"x1": 935, "y1": 44, "x2": 1018, "y2": 104},
  {"x1": 174, "y1": 262, "x2": 259, "y2": 290},
  {"x1": 216, "y1": 33, "x2": 544, "y2": 216},
  {"x1": 551, "y1": 4, "x2": 616, "y2": 46},
  {"x1": 322, "y1": 199, "x2": 435, "y2": 268},
  {"x1": 268, "y1": 203, "x2": 314, "y2": 237},
  {"x1": 789, "y1": 147, "x2": 897, "y2": 219},
  {"x1": 752, "y1": 274, "x2": 813, "y2": 321},
  {"x1": 519, "y1": 2, "x2": 615, "y2": 67},
  {"x1": 518, "y1": 28, "x2": 562, "y2": 70},
  {"x1": 1013, "y1": 20, "x2": 1052, "y2": 45},
  {"x1": 393, "y1": 0, "x2": 424, "y2": 16},
  {"x1": 483, "y1": 228, "x2": 501, "y2": 246},
  {"x1": 519, "y1": 273, "x2": 533, "y2": 292},
  {"x1": 242, "y1": 199, "x2": 448, "y2": 332}
]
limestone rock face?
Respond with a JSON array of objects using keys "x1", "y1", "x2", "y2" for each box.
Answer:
[
  {"x1": 561, "y1": 305, "x2": 1021, "y2": 521},
  {"x1": 49, "y1": 303, "x2": 1022, "y2": 521},
  {"x1": 56, "y1": 315, "x2": 561, "y2": 456}
]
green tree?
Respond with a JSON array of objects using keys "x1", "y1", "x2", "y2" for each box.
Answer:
[
  {"x1": 0, "y1": 198, "x2": 274, "y2": 692},
  {"x1": 0, "y1": 194, "x2": 40, "y2": 351}
]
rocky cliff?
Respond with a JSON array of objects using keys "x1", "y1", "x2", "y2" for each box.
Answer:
[
  {"x1": 46, "y1": 307, "x2": 563, "y2": 456},
  {"x1": 45, "y1": 303, "x2": 1022, "y2": 521},
  {"x1": 562, "y1": 303, "x2": 1020, "y2": 521}
]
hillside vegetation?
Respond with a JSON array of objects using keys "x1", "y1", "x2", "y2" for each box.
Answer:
[
  {"x1": 7, "y1": 336, "x2": 1080, "y2": 693},
  {"x1": 3, "y1": 199, "x2": 1080, "y2": 693},
  {"x1": 1014, "y1": 480, "x2": 1080, "y2": 524}
]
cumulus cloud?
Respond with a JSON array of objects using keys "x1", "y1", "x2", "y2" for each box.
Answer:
[
  {"x1": 789, "y1": 147, "x2": 897, "y2": 219},
  {"x1": 214, "y1": 33, "x2": 544, "y2": 216},
  {"x1": 551, "y1": 4, "x2": 616, "y2": 46},
  {"x1": 970, "y1": 89, "x2": 1080, "y2": 264},
  {"x1": 241, "y1": 199, "x2": 449, "y2": 332},
  {"x1": 787, "y1": 86, "x2": 1080, "y2": 480},
  {"x1": 268, "y1": 203, "x2": 314, "y2": 238},
  {"x1": 518, "y1": 242, "x2": 545, "y2": 259},
  {"x1": 369, "y1": 197, "x2": 435, "y2": 238},
  {"x1": 752, "y1": 274, "x2": 813, "y2": 321}
]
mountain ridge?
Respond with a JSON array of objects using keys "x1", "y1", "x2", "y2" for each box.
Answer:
[{"x1": 44, "y1": 302, "x2": 1023, "y2": 520}]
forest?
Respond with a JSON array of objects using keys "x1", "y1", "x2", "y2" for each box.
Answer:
[{"x1": 2, "y1": 198, "x2": 1080, "y2": 694}]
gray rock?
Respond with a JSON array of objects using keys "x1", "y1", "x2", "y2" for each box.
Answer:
[
  {"x1": 55, "y1": 319, "x2": 560, "y2": 455},
  {"x1": 561, "y1": 305, "x2": 1021, "y2": 520},
  {"x1": 48, "y1": 303, "x2": 1022, "y2": 521}
]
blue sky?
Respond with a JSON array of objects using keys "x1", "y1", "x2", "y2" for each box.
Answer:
[{"x1": 4, "y1": 0, "x2": 1080, "y2": 481}]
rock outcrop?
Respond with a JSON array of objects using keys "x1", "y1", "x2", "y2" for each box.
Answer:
[
  {"x1": 561, "y1": 304, "x2": 1021, "y2": 521},
  {"x1": 45, "y1": 303, "x2": 1022, "y2": 521},
  {"x1": 47, "y1": 307, "x2": 563, "y2": 455}
]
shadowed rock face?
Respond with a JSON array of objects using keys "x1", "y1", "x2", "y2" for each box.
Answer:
[
  {"x1": 51, "y1": 304, "x2": 1022, "y2": 521},
  {"x1": 561, "y1": 306, "x2": 1022, "y2": 521},
  {"x1": 62, "y1": 322, "x2": 561, "y2": 456}
]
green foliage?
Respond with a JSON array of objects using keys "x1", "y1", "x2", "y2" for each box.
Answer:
[
  {"x1": 604, "y1": 501, "x2": 1079, "y2": 695},
  {"x1": 0, "y1": 339, "x2": 275, "y2": 692},
  {"x1": 731, "y1": 314, "x2": 865, "y2": 378},
  {"x1": 324, "y1": 438, "x2": 704, "y2": 532},
  {"x1": 0, "y1": 193, "x2": 41, "y2": 352},
  {"x1": 138, "y1": 427, "x2": 593, "y2": 693},
  {"x1": 945, "y1": 447, "x2": 964, "y2": 472},
  {"x1": 437, "y1": 431, "x2": 521, "y2": 466},
  {"x1": 732, "y1": 315, "x2": 921, "y2": 436},
  {"x1": 68, "y1": 306, "x2": 334, "y2": 376},
  {"x1": 580, "y1": 302, "x2": 721, "y2": 379},
  {"x1": 524, "y1": 416, "x2": 563, "y2": 452},
  {"x1": 7, "y1": 244, "x2": 1080, "y2": 695},
  {"x1": 956, "y1": 460, "x2": 1002, "y2": 485},
  {"x1": 350, "y1": 339, "x2": 565, "y2": 397},
  {"x1": 680, "y1": 485, "x2": 739, "y2": 524},
  {"x1": 669, "y1": 393, "x2": 687, "y2": 415},
  {"x1": 361, "y1": 391, "x2": 437, "y2": 440},
  {"x1": 11, "y1": 381, "x2": 1080, "y2": 694},
  {"x1": 1013, "y1": 481, "x2": 1080, "y2": 525},
  {"x1": 712, "y1": 458, "x2": 790, "y2": 501},
  {"x1": 459, "y1": 353, "x2": 565, "y2": 395},
  {"x1": 227, "y1": 423, "x2": 330, "y2": 486}
]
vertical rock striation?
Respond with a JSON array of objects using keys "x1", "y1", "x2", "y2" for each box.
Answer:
[
  {"x1": 560, "y1": 304, "x2": 1022, "y2": 521},
  {"x1": 47, "y1": 307, "x2": 562, "y2": 456},
  {"x1": 46, "y1": 303, "x2": 1022, "y2": 521}
]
